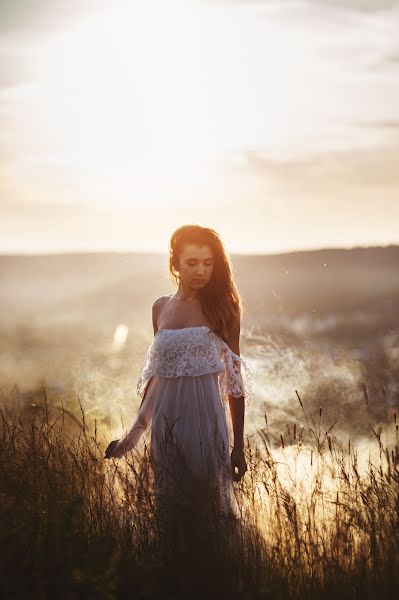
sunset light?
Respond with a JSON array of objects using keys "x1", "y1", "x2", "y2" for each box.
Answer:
[
  {"x1": 2, "y1": 2, "x2": 399, "y2": 594},
  {"x1": 1, "y1": 0, "x2": 399, "y2": 252}
]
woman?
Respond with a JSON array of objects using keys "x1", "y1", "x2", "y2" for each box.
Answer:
[{"x1": 104, "y1": 224, "x2": 252, "y2": 519}]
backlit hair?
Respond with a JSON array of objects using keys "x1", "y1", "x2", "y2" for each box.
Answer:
[{"x1": 168, "y1": 224, "x2": 243, "y2": 342}]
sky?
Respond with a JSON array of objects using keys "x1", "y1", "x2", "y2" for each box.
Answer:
[{"x1": 0, "y1": 0, "x2": 399, "y2": 255}]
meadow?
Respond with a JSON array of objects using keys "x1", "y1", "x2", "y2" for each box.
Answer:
[{"x1": 1, "y1": 247, "x2": 398, "y2": 598}]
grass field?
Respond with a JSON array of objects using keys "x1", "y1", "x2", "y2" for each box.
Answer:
[{"x1": 1, "y1": 383, "x2": 398, "y2": 599}]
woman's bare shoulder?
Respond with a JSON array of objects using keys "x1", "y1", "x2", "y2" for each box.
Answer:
[
  {"x1": 152, "y1": 294, "x2": 173, "y2": 311},
  {"x1": 152, "y1": 295, "x2": 173, "y2": 332}
]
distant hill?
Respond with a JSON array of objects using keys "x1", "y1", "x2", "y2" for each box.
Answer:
[
  {"x1": 0, "y1": 245, "x2": 398, "y2": 328},
  {"x1": 233, "y1": 245, "x2": 399, "y2": 268}
]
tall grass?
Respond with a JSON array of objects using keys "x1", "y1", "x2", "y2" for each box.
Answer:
[{"x1": 1, "y1": 386, "x2": 398, "y2": 599}]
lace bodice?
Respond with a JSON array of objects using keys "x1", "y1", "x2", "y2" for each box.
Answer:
[{"x1": 136, "y1": 326, "x2": 252, "y2": 405}]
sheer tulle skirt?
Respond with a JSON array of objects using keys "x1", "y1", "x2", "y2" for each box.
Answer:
[{"x1": 113, "y1": 372, "x2": 240, "y2": 519}]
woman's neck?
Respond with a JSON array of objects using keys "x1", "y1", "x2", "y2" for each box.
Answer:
[{"x1": 174, "y1": 285, "x2": 200, "y2": 303}]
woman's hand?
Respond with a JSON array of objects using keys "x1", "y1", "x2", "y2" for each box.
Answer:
[
  {"x1": 104, "y1": 439, "x2": 120, "y2": 459},
  {"x1": 230, "y1": 445, "x2": 247, "y2": 482}
]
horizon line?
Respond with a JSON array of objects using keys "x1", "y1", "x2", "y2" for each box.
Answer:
[{"x1": 1, "y1": 243, "x2": 398, "y2": 259}]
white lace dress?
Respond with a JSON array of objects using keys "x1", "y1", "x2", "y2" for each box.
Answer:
[{"x1": 110, "y1": 325, "x2": 252, "y2": 517}]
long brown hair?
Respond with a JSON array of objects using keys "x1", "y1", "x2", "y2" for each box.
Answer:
[{"x1": 168, "y1": 224, "x2": 243, "y2": 341}]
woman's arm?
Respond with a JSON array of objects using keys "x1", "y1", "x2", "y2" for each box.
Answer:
[
  {"x1": 225, "y1": 318, "x2": 247, "y2": 481},
  {"x1": 138, "y1": 297, "x2": 162, "y2": 409},
  {"x1": 225, "y1": 319, "x2": 245, "y2": 448},
  {"x1": 228, "y1": 395, "x2": 245, "y2": 450},
  {"x1": 138, "y1": 295, "x2": 171, "y2": 407},
  {"x1": 104, "y1": 298, "x2": 161, "y2": 458},
  {"x1": 138, "y1": 377, "x2": 152, "y2": 409}
]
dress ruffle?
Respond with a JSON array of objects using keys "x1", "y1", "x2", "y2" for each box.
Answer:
[
  {"x1": 218, "y1": 341, "x2": 252, "y2": 406},
  {"x1": 136, "y1": 326, "x2": 252, "y2": 406}
]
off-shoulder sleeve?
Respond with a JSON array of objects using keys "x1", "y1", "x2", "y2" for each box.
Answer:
[
  {"x1": 218, "y1": 344, "x2": 253, "y2": 406},
  {"x1": 136, "y1": 345, "x2": 154, "y2": 399}
]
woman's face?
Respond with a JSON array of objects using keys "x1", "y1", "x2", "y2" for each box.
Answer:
[{"x1": 175, "y1": 243, "x2": 214, "y2": 289}]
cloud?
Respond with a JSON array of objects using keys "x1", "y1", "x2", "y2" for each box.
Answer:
[
  {"x1": 0, "y1": 197, "x2": 91, "y2": 214},
  {"x1": 313, "y1": 0, "x2": 399, "y2": 11},
  {"x1": 1, "y1": 0, "x2": 398, "y2": 222},
  {"x1": 0, "y1": 0, "x2": 110, "y2": 34},
  {"x1": 0, "y1": 40, "x2": 33, "y2": 91},
  {"x1": 0, "y1": 1, "x2": 48, "y2": 33},
  {"x1": 226, "y1": 0, "x2": 399, "y2": 12},
  {"x1": 235, "y1": 143, "x2": 399, "y2": 190},
  {"x1": 355, "y1": 119, "x2": 399, "y2": 132},
  {"x1": 372, "y1": 51, "x2": 399, "y2": 71}
]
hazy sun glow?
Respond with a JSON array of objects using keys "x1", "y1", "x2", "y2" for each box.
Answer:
[
  {"x1": 2, "y1": 0, "x2": 399, "y2": 253},
  {"x1": 27, "y1": 0, "x2": 303, "y2": 205},
  {"x1": 111, "y1": 324, "x2": 129, "y2": 353}
]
